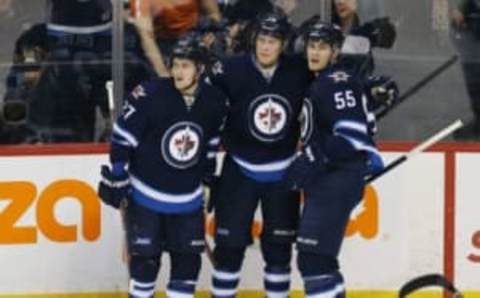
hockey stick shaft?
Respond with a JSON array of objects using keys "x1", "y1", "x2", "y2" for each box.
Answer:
[
  {"x1": 204, "y1": 214, "x2": 216, "y2": 266},
  {"x1": 376, "y1": 55, "x2": 459, "y2": 120},
  {"x1": 366, "y1": 120, "x2": 463, "y2": 183},
  {"x1": 106, "y1": 80, "x2": 115, "y2": 123},
  {"x1": 106, "y1": 81, "x2": 130, "y2": 262}
]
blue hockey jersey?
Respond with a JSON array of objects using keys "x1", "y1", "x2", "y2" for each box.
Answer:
[
  {"x1": 110, "y1": 78, "x2": 228, "y2": 214},
  {"x1": 301, "y1": 65, "x2": 379, "y2": 164},
  {"x1": 209, "y1": 54, "x2": 311, "y2": 182}
]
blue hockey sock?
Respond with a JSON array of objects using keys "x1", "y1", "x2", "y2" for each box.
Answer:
[
  {"x1": 211, "y1": 268, "x2": 241, "y2": 298},
  {"x1": 303, "y1": 271, "x2": 345, "y2": 298},
  {"x1": 129, "y1": 279, "x2": 156, "y2": 298},
  {"x1": 264, "y1": 265, "x2": 291, "y2": 298},
  {"x1": 166, "y1": 280, "x2": 196, "y2": 298}
]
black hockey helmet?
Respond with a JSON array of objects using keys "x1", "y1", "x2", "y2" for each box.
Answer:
[
  {"x1": 254, "y1": 11, "x2": 291, "y2": 40},
  {"x1": 171, "y1": 34, "x2": 206, "y2": 65},
  {"x1": 304, "y1": 21, "x2": 345, "y2": 49}
]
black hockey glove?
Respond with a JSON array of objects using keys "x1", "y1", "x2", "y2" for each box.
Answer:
[
  {"x1": 366, "y1": 75, "x2": 399, "y2": 110},
  {"x1": 98, "y1": 165, "x2": 130, "y2": 209},
  {"x1": 286, "y1": 145, "x2": 328, "y2": 190},
  {"x1": 357, "y1": 17, "x2": 397, "y2": 49}
]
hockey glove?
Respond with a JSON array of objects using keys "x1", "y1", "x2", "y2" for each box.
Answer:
[
  {"x1": 358, "y1": 17, "x2": 397, "y2": 48},
  {"x1": 366, "y1": 75, "x2": 399, "y2": 110},
  {"x1": 366, "y1": 151, "x2": 385, "y2": 177},
  {"x1": 98, "y1": 165, "x2": 130, "y2": 209},
  {"x1": 286, "y1": 146, "x2": 328, "y2": 190}
]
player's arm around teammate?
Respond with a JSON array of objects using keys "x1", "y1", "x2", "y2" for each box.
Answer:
[
  {"x1": 98, "y1": 36, "x2": 228, "y2": 298},
  {"x1": 206, "y1": 12, "x2": 312, "y2": 298}
]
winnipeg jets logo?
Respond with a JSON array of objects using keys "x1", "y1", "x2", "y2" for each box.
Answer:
[
  {"x1": 328, "y1": 71, "x2": 350, "y2": 83},
  {"x1": 174, "y1": 130, "x2": 196, "y2": 158},
  {"x1": 249, "y1": 94, "x2": 291, "y2": 142},
  {"x1": 162, "y1": 122, "x2": 203, "y2": 169},
  {"x1": 258, "y1": 100, "x2": 283, "y2": 131}
]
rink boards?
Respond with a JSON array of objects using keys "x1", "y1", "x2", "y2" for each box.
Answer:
[{"x1": 0, "y1": 143, "x2": 479, "y2": 297}]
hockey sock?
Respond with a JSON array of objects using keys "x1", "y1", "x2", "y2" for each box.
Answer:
[
  {"x1": 166, "y1": 280, "x2": 197, "y2": 298},
  {"x1": 303, "y1": 272, "x2": 345, "y2": 298},
  {"x1": 264, "y1": 265, "x2": 291, "y2": 298},
  {"x1": 128, "y1": 255, "x2": 160, "y2": 298},
  {"x1": 167, "y1": 252, "x2": 201, "y2": 298},
  {"x1": 211, "y1": 246, "x2": 245, "y2": 298},
  {"x1": 261, "y1": 241, "x2": 292, "y2": 298}
]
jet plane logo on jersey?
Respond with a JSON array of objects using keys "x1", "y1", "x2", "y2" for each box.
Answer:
[
  {"x1": 329, "y1": 71, "x2": 350, "y2": 83},
  {"x1": 249, "y1": 94, "x2": 291, "y2": 142},
  {"x1": 162, "y1": 122, "x2": 203, "y2": 169}
]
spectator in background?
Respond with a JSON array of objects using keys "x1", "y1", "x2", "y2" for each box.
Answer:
[
  {"x1": 331, "y1": 0, "x2": 396, "y2": 80},
  {"x1": 193, "y1": 17, "x2": 229, "y2": 65},
  {"x1": 0, "y1": 0, "x2": 42, "y2": 62},
  {"x1": 129, "y1": 0, "x2": 221, "y2": 77},
  {"x1": 0, "y1": 0, "x2": 15, "y2": 61},
  {"x1": 272, "y1": 0, "x2": 300, "y2": 18},
  {"x1": 0, "y1": 0, "x2": 46, "y2": 144},
  {"x1": 451, "y1": 0, "x2": 480, "y2": 140},
  {"x1": 20, "y1": 0, "x2": 115, "y2": 143},
  {"x1": 220, "y1": 0, "x2": 276, "y2": 55},
  {"x1": 1, "y1": 23, "x2": 47, "y2": 144},
  {"x1": 219, "y1": 0, "x2": 272, "y2": 22}
]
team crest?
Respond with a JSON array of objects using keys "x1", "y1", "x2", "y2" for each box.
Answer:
[
  {"x1": 249, "y1": 94, "x2": 291, "y2": 142},
  {"x1": 161, "y1": 122, "x2": 203, "y2": 169}
]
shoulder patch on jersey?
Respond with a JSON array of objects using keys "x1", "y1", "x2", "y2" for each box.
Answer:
[
  {"x1": 328, "y1": 71, "x2": 350, "y2": 83},
  {"x1": 131, "y1": 85, "x2": 147, "y2": 100},
  {"x1": 212, "y1": 61, "x2": 224, "y2": 76}
]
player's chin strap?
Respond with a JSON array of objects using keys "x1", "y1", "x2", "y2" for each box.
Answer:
[{"x1": 398, "y1": 274, "x2": 463, "y2": 298}]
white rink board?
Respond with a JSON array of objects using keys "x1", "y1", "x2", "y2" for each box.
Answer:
[
  {"x1": 341, "y1": 152, "x2": 445, "y2": 289},
  {"x1": 455, "y1": 153, "x2": 480, "y2": 291},
  {"x1": 0, "y1": 151, "x2": 455, "y2": 294}
]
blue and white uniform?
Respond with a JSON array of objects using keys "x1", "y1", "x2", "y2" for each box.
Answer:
[{"x1": 111, "y1": 78, "x2": 227, "y2": 214}]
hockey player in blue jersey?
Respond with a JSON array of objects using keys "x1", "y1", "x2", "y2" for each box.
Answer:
[
  {"x1": 207, "y1": 12, "x2": 311, "y2": 298},
  {"x1": 97, "y1": 36, "x2": 228, "y2": 298},
  {"x1": 291, "y1": 21, "x2": 385, "y2": 298}
]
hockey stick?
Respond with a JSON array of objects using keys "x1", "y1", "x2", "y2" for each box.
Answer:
[
  {"x1": 398, "y1": 273, "x2": 463, "y2": 298},
  {"x1": 203, "y1": 186, "x2": 217, "y2": 266},
  {"x1": 106, "y1": 80, "x2": 130, "y2": 263},
  {"x1": 376, "y1": 55, "x2": 459, "y2": 120},
  {"x1": 365, "y1": 119, "x2": 463, "y2": 183}
]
